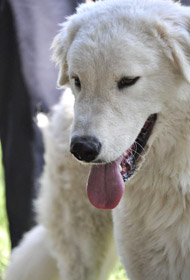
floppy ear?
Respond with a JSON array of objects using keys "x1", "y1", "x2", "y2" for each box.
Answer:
[
  {"x1": 51, "y1": 17, "x2": 81, "y2": 87},
  {"x1": 155, "y1": 9, "x2": 190, "y2": 84},
  {"x1": 51, "y1": 28, "x2": 68, "y2": 86}
]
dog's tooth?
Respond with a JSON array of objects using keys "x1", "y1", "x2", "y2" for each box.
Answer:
[
  {"x1": 119, "y1": 165, "x2": 122, "y2": 172},
  {"x1": 123, "y1": 152, "x2": 128, "y2": 157}
]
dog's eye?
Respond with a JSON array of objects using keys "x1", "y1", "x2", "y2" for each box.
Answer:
[
  {"x1": 72, "y1": 76, "x2": 81, "y2": 90},
  {"x1": 117, "y1": 77, "x2": 140, "y2": 90}
]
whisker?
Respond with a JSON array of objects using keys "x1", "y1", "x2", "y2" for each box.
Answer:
[
  {"x1": 134, "y1": 141, "x2": 146, "y2": 153},
  {"x1": 129, "y1": 147, "x2": 146, "y2": 162}
]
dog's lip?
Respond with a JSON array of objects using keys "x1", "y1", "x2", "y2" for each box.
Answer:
[{"x1": 120, "y1": 113, "x2": 157, "y2": 181}]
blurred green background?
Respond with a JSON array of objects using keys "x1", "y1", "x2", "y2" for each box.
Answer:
[
  {"x1": 0, "y1": 148, "x2": 10, "y2": 280},
  {"x1": 0, "y1": 146, "x2": 128, "y2": 280}
]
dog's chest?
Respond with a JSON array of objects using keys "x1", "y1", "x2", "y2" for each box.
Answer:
[{"x1": 115, "y1": 166, "x2": 190, "y2": 279}]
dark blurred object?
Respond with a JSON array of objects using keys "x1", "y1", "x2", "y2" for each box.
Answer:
[
  {"x1": 0, "y1": 0, "x2": 84, "y2": 248},
  {"x1": 181, "y1": 0, "x2": 190, "y2": 5}
]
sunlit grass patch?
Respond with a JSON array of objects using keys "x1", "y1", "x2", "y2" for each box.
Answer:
[
  {"x1": 109, "y1": 262, "x2": 128, "y2": 280},
  {"x1": 0, "y1": 147, "x2": 10, "y2": 280}
]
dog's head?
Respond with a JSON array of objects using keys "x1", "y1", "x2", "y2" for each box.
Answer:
[{"x1": 52, "y1": 0, "x2": 190, "y2": 209}]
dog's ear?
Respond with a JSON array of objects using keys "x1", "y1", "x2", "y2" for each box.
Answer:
[
  {"x1": 51, "y1": 18, "x2": 81, "y2": 87},
  {"x1": 51, "y1": 28, "x2": 68, "y2": 86},
  {"x1": 155, "y1": 9, "x2": 190, "y2": 84}
]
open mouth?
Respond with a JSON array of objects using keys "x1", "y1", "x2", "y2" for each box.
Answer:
[
  {"x1": 120, "y1": 114, "x2": 157, "y2": 181},
  {"x1": 87, "y1": 114, "x2": 157, "y2": 210}
]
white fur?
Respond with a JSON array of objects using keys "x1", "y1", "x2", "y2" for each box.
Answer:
[
  {"x1": 5, "y1": 88, "x2": 116, "y2": 280},
  {"x1": 4, "y1": 226, "x2": 60, "y2": 280},
  {"x1": 36, "y1": 88, "x2": 116, "y2": 280},
  {"x1": 5, "y1": 0, "x2": 190, "y2": 280}
]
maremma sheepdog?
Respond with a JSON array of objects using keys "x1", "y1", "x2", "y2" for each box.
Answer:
[{"x1": 4, "y1": 0, "x2": 190, "y2": 280}]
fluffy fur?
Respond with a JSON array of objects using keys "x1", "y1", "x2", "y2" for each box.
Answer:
[
  {"x1": 5, "y1": 89, "x2": 116, "y2": 280},
  {"x1": 5, "y1": 0, "x2": 190, "y2": 280}
]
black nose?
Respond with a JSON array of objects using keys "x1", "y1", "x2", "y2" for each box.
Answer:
[{"x1": 70, "y1": 136, "x2": 101, "y2": 162}]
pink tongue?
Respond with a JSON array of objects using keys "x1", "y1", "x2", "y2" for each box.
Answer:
[{"x1": 87, "y1": 161, "x2": 125, "y2": 209}]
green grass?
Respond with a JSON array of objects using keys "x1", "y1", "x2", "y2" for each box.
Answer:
[
  {"x1": 0, "y1": 146, "x2": 128, "y2": 280},
  {"x1": 109, "y1": 262, "x2": 128, "y2": 280},
  {"x1": 0, "y1": 150, "x2": 10, "y2": 280}
]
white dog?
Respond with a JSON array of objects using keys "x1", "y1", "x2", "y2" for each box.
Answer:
[{"x1": 5, "y1": 0, "x2": 190, "y2": 280}]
